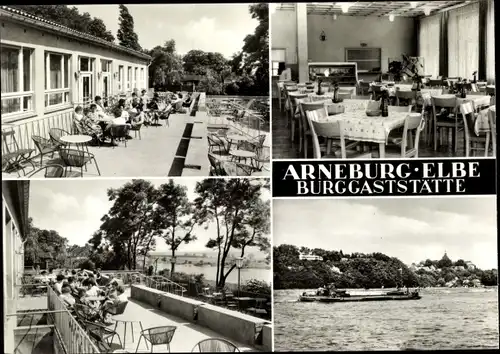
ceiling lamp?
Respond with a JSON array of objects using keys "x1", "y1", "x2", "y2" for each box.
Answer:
[
  {"x1": 423, "y1": 7, "x2": 431, "y2": 16},
  {"x1": 410, "y1": 2, "x2": 418, "y2": 8},
  {"x1": 332, "y1": 14, "x2": 338, "y2": 20},
  {"x1": 337, "y1": 2, "x2": 352, "y2": 13},
  {"x1": 389, "y1": 14, "x2": 395, "y2": 22}
]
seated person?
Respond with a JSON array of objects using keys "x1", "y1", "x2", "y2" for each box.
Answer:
[
  {"x1": 94, "y1": 96, "x2": 107, "y2": 118},
  {"x1": 139, "y1": 90, "x2": 148, "y2": 111},
  {"x1": 54, "y1": 274, "x2": 65, "y2": 296},
  {"x1": 59, "y1": 285, "x2": 76, "y2": 307},
  {"x1": 127, "y1": 102, "x2": 144, "y2": 125},
  {"x1": 73, "y1": 106, "x2": 84, "y2": 125},
  {"x1": 101, "y1": 285, "x2": 128, "y2": 324},
  {"x1": 182, "y1": 93, "x2": 193, "y2": 108}
]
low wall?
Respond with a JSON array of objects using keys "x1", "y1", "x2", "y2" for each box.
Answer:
[
  {"x1": 131, "y1": 285, "x2": 271, "y2": 350},
  {"x1": 198, "y1": 92, "x2": 207, "y2": 112}
]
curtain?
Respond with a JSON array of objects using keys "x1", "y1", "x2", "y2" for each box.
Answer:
[
  {"x1": 448, "y1": 2, "x2": 480, "y2": 79},
  {"x1": 486, "y1": 0, "x2": 495, "y2": 84},
  {"x1": 439, "y1": 12, "x2": 449, "y2": 77},
  {"x1": 49, "y1": 54, "x2": 62, "y2": 90},
  {"x1": 418, "y1": 14, "x2": 440, "y2": 78},
  {"x1": 1, "y1": 47, "x2": 19, "y2": 93}
]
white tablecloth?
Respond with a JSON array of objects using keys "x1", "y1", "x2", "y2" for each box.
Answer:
[{"x1": 475, "y1": 105, "x2": 496, "y2": 136}]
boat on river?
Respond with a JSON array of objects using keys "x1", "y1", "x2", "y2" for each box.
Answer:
[{"x1": 298, "y1": 289, "x2": 421, "y2": 302}]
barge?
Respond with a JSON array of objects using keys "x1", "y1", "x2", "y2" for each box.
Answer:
[{"x1": 299, "y1": 289, "x2": 421, "y2": 302}]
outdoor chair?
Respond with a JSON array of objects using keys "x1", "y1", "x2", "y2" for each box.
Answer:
[
  {"x1": 59, "y1": 149, "x2": 101, "y2": 177},
  {"x1": 208, "y1": 153, "x2": 228, "y2": 176},
  {"x1": 49, "y1": 128, "x2": 71, "y2": 148},
  {"x1": 159, "y1": 109, "x2": 172, "y2": 127},
  {"x1": 25, "y1": 164, "x2": 65, "y2": 178},
  {"x1": 1, "y1": 129, "x2": 36, "y2": 176},
  {"x1": 135, "y1": 325, "x2": 177, "y2": 353},
  {"x1": 253, "y1": 146, "x2": 270, "y2": 172},
  {"x1": 191, "y1": 338, "x2": 240, "y2": 352},
  {"x1": 110, "y1": 124, "x2": 130, "y2": 148},
  {"x1": 32, "y1": 135, "x2": 60, "y2": 165},
  {"x1": 73, "y1": 303, "x2": 102, "y2": 324},
  {"x1": 84, "y1": 319, "x2": 123, "y2": 349},
  {"x1": 130, "y1": 115, "x2": 145, "y2": 140}
]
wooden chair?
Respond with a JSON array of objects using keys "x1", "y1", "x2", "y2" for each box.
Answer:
[
  {"x1": 460, "y1": 101, "x2": 490, "y2": 157},
  {"x1": 191, "y1": 338, "x2": 240, "y2": 352},
  {"x1": 431, "y1": 96, "x2": 462, "y2": 152},
  {"x1": 337, "y1": 121, "x2": 373, "y2": 159},
  {"x1": 300, "y1": 101, "x2": 328, "y2": 158},
  {"x1": 357, "y1": 81, "x2": 370, "y2": 96},
  {"x1": 488, "y1": 108, "x2": 496, "y2": 157},
  {"x1": 290, "y1": 93, "x2": 308, "y2": 142},
  {"x1": 395, "y1": 90, "x2": 415, "y2": 107},
  {"x1": 386, "y1": 113, "x2": 425, "y2": 158}
]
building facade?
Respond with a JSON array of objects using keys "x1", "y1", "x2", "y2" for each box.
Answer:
[
  {"x1": 1, "y1": 6, "x2": 151, "y2": 150},
  {"x1": 2, "y1": 181, "x2": 30, "y2": 354}
]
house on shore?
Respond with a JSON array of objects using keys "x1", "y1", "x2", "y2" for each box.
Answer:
[
  {"x1": 1, "y1": 6, "x2": 151, "y2": 150},
  {"x1": 299, "y1": 253, "x2": 323, "y2": 261}
]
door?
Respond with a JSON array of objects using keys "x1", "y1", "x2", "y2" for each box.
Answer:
[
  {"x1": 79, "y1": 73, "x2": 93, "y2": 106},
  {"x1": 102, "y1": 74, "x2": 110, "y2": 107}
]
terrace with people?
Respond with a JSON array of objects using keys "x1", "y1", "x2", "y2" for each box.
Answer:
[{"x1": 13, "y1": 269, "x2": 272, "y2": 353}]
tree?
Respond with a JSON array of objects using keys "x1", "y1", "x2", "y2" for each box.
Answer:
[
  {"x1": 239, "y1": 3, "x2": 269, "y2": 95},
  {"x1": 148, "y1": 40, "x2": 184, "y2": 90},
  {"x1": 99, "y1": 180, "x2": 159, "y2": 270},
  {"x1": 156, "y1": 180, "x2": 196, "y2": 276},
  {"x1": 193, "y1": 179, "x2": 270, "y2": 288},
  {"x1": 437, "y1": 252, "x2": 453, "y2": 269},
  {"x1": 117, "y1": 4, "x2": 142, "y2": 51},
  {"x1": 24, "y1": 218, "x2": 69, "y2": 268},
  {"x1": 12, "y1": 5, "x2": 115, "y2": 42}
]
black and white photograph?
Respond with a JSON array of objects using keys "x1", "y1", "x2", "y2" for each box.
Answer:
[
  {"x1": 271, "y1": 1, "x2": 496, "y2": 159},
  {"x1": 1, "y1": 3, "x2": 270, "y2": 178},
  {"x1": 3, "y1": 178, "x2": 272, "y2": 353},
  {"x1": 273, "y1": 197, "x2": 498, "y2": 351}
]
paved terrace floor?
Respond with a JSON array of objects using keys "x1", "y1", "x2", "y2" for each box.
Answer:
[
  {"x1": 4, "y1": 113, "x2": 271, "y2": 179},
  {"x1": 16, "y1": 290, "x2": 258, "y2": 353}
]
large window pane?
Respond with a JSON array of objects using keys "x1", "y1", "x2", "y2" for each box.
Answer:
[
  {"x1": 1, "y1": 47, "x2": 19, "y2": 93},
  {"x1": 80, "y1": 57, "x2": 89, "y2": 71},
  {"x1": 64, "y1": 56, "x2": 70, "y2": 88}
]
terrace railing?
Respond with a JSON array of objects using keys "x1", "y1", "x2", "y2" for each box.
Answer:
[
  {"x1": 47, "y1": 286, "x2": 100, "y2": 354},
  {"x1": 103, "y1": 271, "x2": 187, "y2": 296}
]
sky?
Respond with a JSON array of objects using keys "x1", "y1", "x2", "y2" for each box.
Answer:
[
  {"x1": 73, "y1": 4, "x2": 258, "y2": 58},
  {"x1": 28, "y1": 179, "x2": 270, "y2": 257},
  {"x1": 273, "y1": 197, "x2": 498, "y2": 270}
]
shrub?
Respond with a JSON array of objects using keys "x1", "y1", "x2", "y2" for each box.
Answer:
[{"x1": 242, "y1": 279, "x2": 271, "y2": 295}]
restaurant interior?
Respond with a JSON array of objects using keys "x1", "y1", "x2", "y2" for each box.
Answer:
[{"x1": 271, "y1": 1, "x2": 496, "y2": 159}]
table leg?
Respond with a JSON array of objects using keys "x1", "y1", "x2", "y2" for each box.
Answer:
[
  {"x1": 123, "y1": 322, "x2": 127, "y2": 346},
  {"x1": 379, "y1": 143, "x2": 386, "y2": 159}
]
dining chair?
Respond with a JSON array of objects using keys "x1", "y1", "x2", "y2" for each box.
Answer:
[
  {"x1": 191, "y1": 338, "x2": 240, "y2": 353},
  {"x1": 110, "y1": 124, "x2": 130, "y2": 148},
  {"x1": 291, "y1": 94, "x2": 309, "y2": 143},
  {"x1": 337, "y1": 121, "x2": 373, "y2": 159},
  {"x1": 386, "y1": 113, "x2": 425, "y2": 158},
  {"x1": 431, "y1": 96, "x2": 461, "y2": 152},
  {"x1": 395, "y1": 90, "x2": 415, "y2": 106},
  {"x1": 300, "y1": 102, "x2": 328, "y2": 158},
  {"x1": 460, "y1": 101, "x2": 490, "y2": 157},
  {"x1": 488, "y1": 108, "x2": 496, "y2": 157},
  {"x1": 357, "y1": 81, "x2": 370, "y2": 96}
]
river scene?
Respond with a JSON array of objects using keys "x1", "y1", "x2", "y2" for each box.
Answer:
[{"x1": 274, "y1": 287, "x2": 499, "y2": 351}]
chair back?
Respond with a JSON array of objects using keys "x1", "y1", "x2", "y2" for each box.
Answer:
[
  {"x1": 110, "y1": 300, "x2": 128, "y2": 315},
  {"x1": 144, "y1": 325, "x2": 177, "y2": 345},
  {"x1": 395, "y1": 90, "x2": 415, "y2": 100},
  {"x1": 59, "y1": 149, "x2": 90, "y2": 168},
  {"x1": 327, "y1": 103, "x2": 346, "y2": 115},
  {"x1": 401, "y1": 113, "x2": 425, "y2": 158},
  {"x1": 49, "y1": 128, "x2": 71, "y2": 146},
  {"x1": 208, "y1": 153, "x2": 227, "y2": 176},
  {"x1": 192, "y1": 338, "x2": 240, "y2": 352},
  {"x1": 1, "y1": 129, "x2": 20, "y2": 155},
  {"x1": 110, "y1": 124, "x2": 130, "y2": 138},
  {"x1": 305, "y1": 109, "x2": 329, "y2": 159},
  {"x1": 459, "y1": 101, "x2": 477, "y2": 137}
]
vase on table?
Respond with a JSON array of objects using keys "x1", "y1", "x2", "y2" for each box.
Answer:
[{"x1": 380, "y1": 90, "x2": 389, "y2": 117}]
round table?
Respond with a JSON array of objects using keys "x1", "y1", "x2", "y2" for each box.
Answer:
[
  {"x1": 60, "y1": 134, "x2": 92, "y2": 150},
  {"x1": 227, "y1": 134, "x2": 249, "y2": 150},
  {"x1": 112, "y1": 317, "x2": 148, "y2": 349},
  {"x1": 230, "y1": 149, "x2": 256, "y2": 164}
]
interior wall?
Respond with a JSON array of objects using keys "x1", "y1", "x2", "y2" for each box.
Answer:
[
  {"x1": 306, "y1": 14, "x2": 417, "y2": 73},
  {"x1": 271, "y1": 9, "x2": 299, "y2": 85}
]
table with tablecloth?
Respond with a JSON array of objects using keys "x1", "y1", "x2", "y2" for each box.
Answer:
[{"x1": 315, "y1": 110, "x2": 410, "y2": 158}]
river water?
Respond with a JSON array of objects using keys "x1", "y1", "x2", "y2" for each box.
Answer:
[
  {"x1": 154, "y1": 262, "x2": 271, "y2": 284},
  {"x1": 274, "y1": 287, "x2": 499, "y2": 351}
]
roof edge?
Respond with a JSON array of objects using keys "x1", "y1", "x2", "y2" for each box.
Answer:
[{"x1": 0, "y1": 6, "x2": 151, "y2": 61}]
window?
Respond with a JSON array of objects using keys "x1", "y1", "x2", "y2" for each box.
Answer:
[
  {"x1": 134, "y1": 67, "x2": 138, "y2": 89},
  {"x1": 45, "y1": 52, "x2": 71, "y2": 108},
  {"x1": 118, "y1": 65, "x2": 124, "y2": 92},
  {"x1": 101, "y1": 59, "x2": 111, "y2": 72},
  {"x1": 1, "y1": 45, "x2": 34, "y2": 117},
  {"x1": 141, "y1": 68, "x2": 145, "y2": 89},
  {"x1": 271, "y1": 49, "x2": 286, "y2": 76},
  {"x1": 127, "y1": 66, "x2": 132, "y2": 90},
  {"x1": 418, "y1": 15, "x2": 440, "y2": 78}
]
